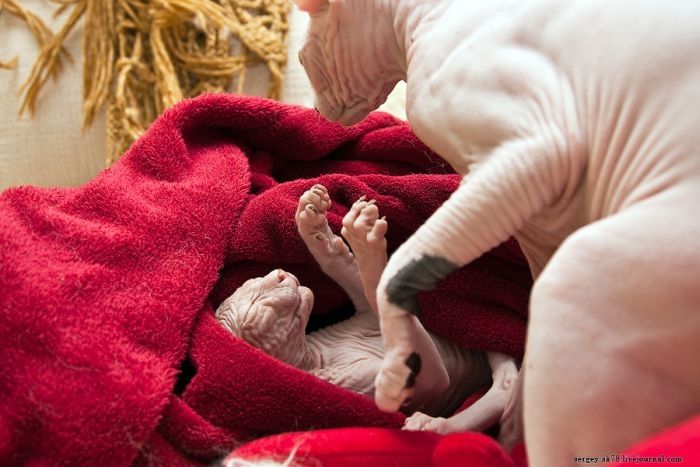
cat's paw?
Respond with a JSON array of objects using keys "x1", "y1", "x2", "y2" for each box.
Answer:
[
  {"x1": 374, "y1": 346, "x2": 417, "y2": 413},
  {"x1": 296, "y1": 184, "x2": 355, "y2": 274},
  {"x1": 403, "y1": 412, "x2": 450, "y2": 434},
  {"x1": 340, "y1": 195, "x2": 388, "y2": 259}
]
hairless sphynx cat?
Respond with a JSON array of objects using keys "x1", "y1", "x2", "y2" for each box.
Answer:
[
  {"x1": 217, "y1": 185, "x2": 519, "y2": 439},
  {"x1": 292, "y1": 0, "x2": 700, "y2": 465}
]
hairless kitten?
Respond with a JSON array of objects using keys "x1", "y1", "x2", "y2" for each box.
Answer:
[
  {"x1": 216, "y1": 185, "x2": 519, "y2": 438},
  {"x1": 292, "y1": 1, "x2": 700, "y2": 465}
]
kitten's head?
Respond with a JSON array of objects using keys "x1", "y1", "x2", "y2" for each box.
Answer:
[
  {"x1": 216, "y1": 269, "x2": 314, "y2": 367},
  {"x1": 294, "y1": 0, "x2": 402, "y2": 126}
]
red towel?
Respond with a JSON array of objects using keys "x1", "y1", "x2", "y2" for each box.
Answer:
[{"x1": 0, "y1": 94, "x2": 531, "y2": 465}]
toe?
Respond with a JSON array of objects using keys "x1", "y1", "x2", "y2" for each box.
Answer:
[
  {"x1": 367, "y1": 217, "x2": 388, "y2": 246},
  {"x1": 311, "y1": 184, "x2": 328, "y2": 197},
  {"x1": 311, "y1": 186, "x2": 330, "y2": 210},
  {"x1": 299, "y1": 186, "x2": 330, "y2": 214},
  {"x1": 296, "y1": 204, "x2": 318, "y2": 229},
  {"x1": 356, "y1": 203, "x2": 379, "y2": 227},
  {"x1": 304, "y1": 203, "x2": 319, "y2": 218},
  {"x1": 342, "y1": 197, "x2": 369, "y2": 231},
  {"x1": 402, "y1": 413, "x2": 426, "y2": 431}
]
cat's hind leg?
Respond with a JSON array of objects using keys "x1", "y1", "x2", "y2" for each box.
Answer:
[
  {"x1": 403, "y1": 352, "x2": 518, "y2": 438},
  {"x1": 340, "y1": 196, "x2": 388, "y2": 314},
  {"x1": 296, "y1": 184, "x2": 369, "y2": 309},
  {"x1": 524, "y1": 200, "x2": 700, "y2": 466},
  {"x1": 296, "y1": 184, "x2": 354, "y2": 277}
]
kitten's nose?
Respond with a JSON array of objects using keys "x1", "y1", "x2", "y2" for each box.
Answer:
[{"x1": 314, "y1": 107, "x2": 320, "y2": 113}]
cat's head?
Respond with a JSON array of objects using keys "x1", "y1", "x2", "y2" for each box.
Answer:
[
  {"x1": 294, "y1": 0, "x2": 403, "y2": 125},
  {"x1": 216, "y1": 269, "x2": 314, "y2": 367}
]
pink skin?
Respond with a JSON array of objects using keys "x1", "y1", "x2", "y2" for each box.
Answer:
[
  {"x1": 218, "y1": 184, "x2": 520, "y2": 436},
  {"x1": 294, "y1": 0, "x2": 700, "y2": 464},
  {"x1": 218, "y1": 185, "x2": 450, "y2": 404},
  {"x1": 216, "y1": 269, "x2": 315, "y2": 368}
]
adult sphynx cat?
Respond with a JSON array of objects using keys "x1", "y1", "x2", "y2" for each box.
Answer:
[
  {"x1": 217, "y1": 185, "x2": 519, "y2": 436},
  {"x1": 293, "y1": 0, "x2": 700, "y2": 465}
]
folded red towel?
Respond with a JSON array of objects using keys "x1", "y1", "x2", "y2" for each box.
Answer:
[{"x1": 0, "y1": 94, "x2": 531, "y2": 465}]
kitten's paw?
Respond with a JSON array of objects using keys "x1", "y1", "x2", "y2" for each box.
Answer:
[
  {"x1": 340, "y1": 195, "x2": 389, "y2": 297},
  {"x1": 296, "y1": 184, "x2": 354, "y2": 272},
  {"x1": 403, "y1": 412, "x2": 450, "y2": 434},
  {"x1": 374, "y1": 347, "x2": 417, "y2": 413},
  {"x1": 340, "y1": 195, "x2": 388, "y2": 256},
  {"x1": 296, "y1": 184, "x2": 332, "y2": 234}
]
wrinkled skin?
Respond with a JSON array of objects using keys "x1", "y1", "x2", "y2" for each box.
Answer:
[
  {"x1": 217, "y1": 185, "x2": 518, "y2": 432},
  {"x1": 294, "y1": 0, "x2": 700, "y2": 465},
  {"x1": 216, "y1": 269, "x2": 314, "y2": 368}
]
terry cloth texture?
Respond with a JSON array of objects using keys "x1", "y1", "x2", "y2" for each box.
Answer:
[{"x1": 0, "y1": 94, "x2": 532, "y2": 465}]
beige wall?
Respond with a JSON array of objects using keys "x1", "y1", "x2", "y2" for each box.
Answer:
[
  {"x1": 0, "y1": 2, "x2": 406, "y2": 191},
  {"x1": 0, "y1": 0, "x2": 106, "y2": 190}
]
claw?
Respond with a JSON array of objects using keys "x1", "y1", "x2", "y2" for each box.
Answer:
[{"x1": 404, "y1": 352, "x2": 422, "y2": 388}]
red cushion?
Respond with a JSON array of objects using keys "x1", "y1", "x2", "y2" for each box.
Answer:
[
  {"x1": 227, "y1": 427, "x2": 515, "y2": 467},
  {"x1": 606, "y1": 414, "x2": 700, "y2": 466},
  {"x1": 227, "y1": 414, "x2": 700, "y2": 467}
]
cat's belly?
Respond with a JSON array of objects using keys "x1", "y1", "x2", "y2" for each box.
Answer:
[
  {"x1": 425, "y1": 336, "x2": 491, "y2": 417},
  {"x1": 309, "y1": 320, "x2": 384, "y2": 396},
  {"x1": 309, "y1": 317, "x2": 490, "y2": 416}
]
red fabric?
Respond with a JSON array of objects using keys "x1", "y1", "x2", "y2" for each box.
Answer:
[
  {"x1": 227, "y1": 428, "x2": 515, "y2": 467},
  {"x1": 605, "y1": 414, "x2": 700, "y2": 467},
  {"x1": 229, "y1": 428, "x2": 443, "y2": 466},
  {"x1": 0, "y1": 94, "x2": 531, "y2": 465},
  {"x1": 228, "y1": 416, "x2": 700, "y2": 467}
]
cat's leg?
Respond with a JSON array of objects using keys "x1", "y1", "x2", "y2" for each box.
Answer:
[
  {"x1": 295, "y1": 184, "x2": 369, "y2": 311},
  {"x1": 372, "y1": 129, "x2": 578, "y2": 414},
  {"x1": 524, "y1": 202, "x2": 700, "y2": 466},
  {"x1": 341, "y1": 196, "x2": 450, "y2": 407},
  {"x1": 403, "y1": 352, "x2": 519, "y2": 438},
  {"x1": 340, "y1": 197, "x2": 387, "y2": 314},
  {"x1": 372, "y1": 47, "x2": 584, "y2": 416}
]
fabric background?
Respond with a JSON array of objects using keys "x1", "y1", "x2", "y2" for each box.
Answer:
[{"x1": 0, "y1": 2, "x2": 407, "y2": 190}]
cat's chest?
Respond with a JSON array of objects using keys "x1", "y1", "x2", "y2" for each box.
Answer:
[
  {"x1": 312, "y1": 335, "x2": 383, "y2": 396},
  {"x1": 405, "y1": 85, "x2": 474, "y2": 175}
]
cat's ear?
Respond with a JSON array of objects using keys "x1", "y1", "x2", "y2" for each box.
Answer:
[{"x1": 293, "y1": 0, "x2": 328, "y2": 14}]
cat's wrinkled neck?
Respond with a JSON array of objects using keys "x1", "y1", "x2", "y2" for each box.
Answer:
[
  {"x1": 340, "y1": 0, "x2": 408, "y2": 82},
  {"x1": 296, "y1": 336, "x2": 324, "y2": 372}
]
